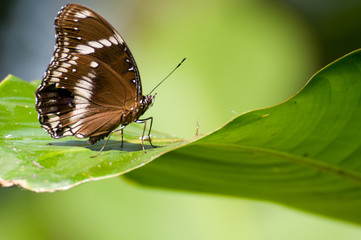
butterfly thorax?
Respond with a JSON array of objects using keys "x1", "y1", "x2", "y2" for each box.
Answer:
[{"x1": 120, "y1": 94, "x2": 155, "y2": 125}]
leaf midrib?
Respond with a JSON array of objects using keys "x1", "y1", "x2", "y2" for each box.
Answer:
[{"x1": 196, "y1": 141, "x2": 361, "y2": 184}]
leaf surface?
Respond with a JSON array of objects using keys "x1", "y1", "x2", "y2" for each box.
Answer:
[
  {"x1": 125, "y1": 50, "x2": 361, "y2": 224},
  {"x1": 0, "y1": 75, "x2": 187, "y2": 192}
]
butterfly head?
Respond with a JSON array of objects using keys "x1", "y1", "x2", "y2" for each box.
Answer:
[{"x1": 143, "y1": 93, "x2": 156, "y2": 109}]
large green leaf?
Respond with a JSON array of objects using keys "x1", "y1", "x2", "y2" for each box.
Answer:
[
  {"x1": 125, "y1": 49, "x2": 361, "y2": 224},
  {"x1": 2, "y1": 49, "x2": 361, "y2": 224},
  {"x1": 0, "y1": 74, "x2": 187, "y2": 192}
]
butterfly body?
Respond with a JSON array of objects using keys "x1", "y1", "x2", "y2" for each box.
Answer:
[{"x1": 36, "y1": 4, "x2": 155, "y2": 149}]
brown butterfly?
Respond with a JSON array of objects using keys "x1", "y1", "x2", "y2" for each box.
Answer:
[{"x1": 36, "y1": 4, "x2": 160, "y2": 156}]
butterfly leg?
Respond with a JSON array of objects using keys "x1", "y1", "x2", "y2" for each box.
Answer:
[
  {"x1": 90, "y1": 126, "x2": 125, "y2": 158},
  {"x1": 136, "y1": 117, "x2": 155, "y2": 152},
  {"x1": 120, "y1": 128, "x2": 124, "y2": 148},
  {"x1": 147, "y1": 117, "x2": 155, "y2": 148},
  {"x1": 90, "y1": 133, "x2": 113, "y2": 158}
]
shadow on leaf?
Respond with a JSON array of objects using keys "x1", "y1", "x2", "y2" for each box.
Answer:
[{"x1": 47, "y1": 139, "x2": 159, "y2": 153}]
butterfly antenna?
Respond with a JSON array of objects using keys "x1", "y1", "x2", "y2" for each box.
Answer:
[{"x1": 149, "y1": 58, "x2": 186, "y2": 95}]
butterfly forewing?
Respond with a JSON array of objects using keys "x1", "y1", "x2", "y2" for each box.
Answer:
[
  {"x1": 36, "y1": 4, "x2": 152, "y2": 143},
  {"x1": 55, "y1": 4, "x2": 141, "y2": 92}
]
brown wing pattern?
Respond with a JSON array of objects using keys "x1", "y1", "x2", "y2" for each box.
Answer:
[
  {"x1": 36, "y1": 4, "x2": 142, "y2": 142},
  {"x1": 55, "y1": 3, "x2": 142, "y2": 97}
]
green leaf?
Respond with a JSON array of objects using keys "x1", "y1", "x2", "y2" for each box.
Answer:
[
  {"x1": 2, "y1": 48, "x2": 361, "y2": 224},
  {"x1": 0, "y1": 74, "x2": 187, "y2": 192},
  {"x1": 125, "y1": 49, "x2": 361, "y2": 224}
]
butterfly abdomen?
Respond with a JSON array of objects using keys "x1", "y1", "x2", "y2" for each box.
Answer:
[{"x1": 88, "y1": 134, "x2": 108, "y2": 145}]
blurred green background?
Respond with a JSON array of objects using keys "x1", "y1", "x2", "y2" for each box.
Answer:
[{"x1": 1, "y1": 0, "x2": 361, "y2": 239}]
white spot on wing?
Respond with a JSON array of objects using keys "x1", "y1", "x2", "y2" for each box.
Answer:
[
  {"x1": 57, "y1": 67, "x2": 68, "y2": 73},
  {"x1": 109, "y1": 36, "x2": 118, "y2": 45},
  {"x1": 90, "y1": 61, "x2": 99, "y2": 68},
  {"x1": 74, "y1": 86, "x2": 92, "y2": 100},
  {"x1": 68, "y1": 109, "x2": 89, "y2": 126},
  {"x1": 61, "y1": 131, "x2": 74, "y2": 137},
  {"x1": 68, "y1": 60, "x2": 77, "y2": 65},
  {"x1": 52, "y1": 71, "x2": 62, "y2": 77},
  {"x1": 48, "y1": 116, "x2": 60, "y2": 129},
  {"x1": 114, "y1": 32, "x2": 125, "y2": 44},
  {"x1": 69, "y1": 124, "x2": 82, "y2": 134},
  {"x1": 61, "y1": 62, "x2": 71, "y2": 68},
  {"x1": 76, "y1": 133, "x2": 85, "y2": 138},
  {"x1": 74, "y1": 10, "x2": 92, "y2": 19},
  {"x1": 88, "y1": 72, "x2": 96, "y2": 79},
  {"x1": 74, "y1": 96, "x2": 89, "y2": 104},
  {"x1": 49, "y1": 77, "x2": 60, "y2": 83},
  {"x1": 60, "y1": 53, "x2": 69, "y2": 58},
  {"x1": 76, "y1": 44, "x2": 95, "y2": 54},
  {"x1": 88, "y1": 41, "x2": 103, "y2": 49},
  {"x1": 76, "y1": 78, "x2": 94, "y2": 91},
  {"x1": 82, "y1": 10, "x2": 92, "y2": 17},
  {"x1": 99, "y1": 39, "x2": 112, "y2": 47},
  {"x1": 82, "y1": 76, "x2": 92, "y2": 82}
]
